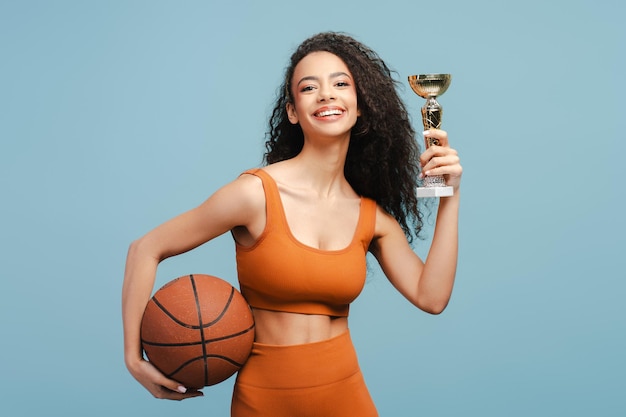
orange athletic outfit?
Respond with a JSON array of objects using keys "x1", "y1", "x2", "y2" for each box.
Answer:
[{"x1": 231, "y1": 168, "x2": 379, "y2": 417}]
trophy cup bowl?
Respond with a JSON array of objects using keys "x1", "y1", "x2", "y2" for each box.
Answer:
[
  {"x1": 408, "y1": 74, "x2": 451, "y2": 99},
  {"x1": 408, "y1": 74, "x2": 454, "y2": 198}
]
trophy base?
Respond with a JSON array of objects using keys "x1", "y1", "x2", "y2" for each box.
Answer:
[{"x1": 416, "y1": 186, "x2": 454, "y2": 198}]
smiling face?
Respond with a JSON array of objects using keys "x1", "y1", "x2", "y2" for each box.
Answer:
[{"x1": 286, "y1": 51, "x2": 360, "y2": 140}]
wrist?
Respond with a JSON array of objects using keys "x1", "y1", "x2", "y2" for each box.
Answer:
[
  {"x1": 124, "y1": 349, "x2": 145, "y2": 372},
  {"x1": 441, "y1": 189, "x2": 460, "y2": 204}
]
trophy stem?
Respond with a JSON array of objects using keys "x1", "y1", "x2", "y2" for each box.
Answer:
[{"x1": 420, "y1": 97, "x2": 450, "y2": 193}]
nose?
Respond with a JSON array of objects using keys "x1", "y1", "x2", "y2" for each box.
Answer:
[{"x1": 317, "y1": 83, "x2": 335, "y2": 102}]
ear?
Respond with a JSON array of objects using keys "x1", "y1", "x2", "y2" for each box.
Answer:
[{"x1": 286, "y1": 102, "x2": 299, "y2": 125}]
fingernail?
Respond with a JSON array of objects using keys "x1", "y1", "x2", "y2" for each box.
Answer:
[
  {"x1": 422, "y1": 130, "x2": 430, "y2": 136},
  {"x1": 419, "y1": 172, "x2": 424, "y2": 179},
  {"x1": 177, "y1": 385, "x2": 187, "y2": 393}
]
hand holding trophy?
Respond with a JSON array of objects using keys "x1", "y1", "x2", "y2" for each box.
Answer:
[{"x1": 408, "y1": 74, "x2": 454, "y2": 198}]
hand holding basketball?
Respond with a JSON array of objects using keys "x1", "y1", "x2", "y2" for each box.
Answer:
[{"x1": 127, "y1": 355, "x2": 204, "y2": 400}]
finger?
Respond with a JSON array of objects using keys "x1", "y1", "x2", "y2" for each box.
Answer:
[
  {"x1": 153, "y1": 376, "x2": 194, "y2": 399},
  {"x1": 421, "y1": 156, "x2": 461, "y2": 179},
  {"x1": 143, "y1": 361, "x2": 203, "y2": 400},
  {"x1": 423, "y1": 129, "x2": 449, "y2": 148},
  {"x1": 422, "y1": 153, "x2": 460, "y2": 171},
  {"x1": 419, "y1": 145, "x2": 458, "y2": 167},
  {"x1": 184, "y1": 389, "x2": 205, "y2": 399},
  {"x1": 423, "y1": 160, "x2": 463, "y2": 178},
  {"x1": 151, "y1": 384, "x2": 204, "y2": 401}
]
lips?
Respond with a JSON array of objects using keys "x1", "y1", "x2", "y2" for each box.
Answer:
[{"x1": 313, "y1": 107, "x2": 345, "y2": 117}]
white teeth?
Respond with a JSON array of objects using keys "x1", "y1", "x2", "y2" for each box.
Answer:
[{"x1": 316, "y1": 109, "x2": 343, "y2": 117}]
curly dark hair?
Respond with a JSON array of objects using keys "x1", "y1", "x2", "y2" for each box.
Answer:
[{"x1": 264, "y1": 32, "x2": 425, "y2": 241}]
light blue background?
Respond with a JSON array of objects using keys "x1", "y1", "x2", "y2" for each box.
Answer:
[{"x1": 1, "y1": 1, "x2": 624, "y2": 416}]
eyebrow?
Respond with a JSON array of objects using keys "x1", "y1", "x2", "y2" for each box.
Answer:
[{"x1": 296, "y1": 72, "x2": 352, "y2": 86}]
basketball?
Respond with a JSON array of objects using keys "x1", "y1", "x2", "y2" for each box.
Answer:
[{"x1": 140, "y1": 274, "x2": 255, "y2": 389}]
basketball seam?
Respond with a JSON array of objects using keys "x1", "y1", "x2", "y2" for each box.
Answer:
[
  {"x1": 189, "y1": 274, "x2": 210, "y2": 387},
  {"x1": 167, "y1": 354, "x2": 246, "y2": 380},
  {"x1": 151, "y1": 282, "x2": 238, "y2": 329},
  {"x1": 141, "y1": 323, "x2": 255, "y2": 347}
]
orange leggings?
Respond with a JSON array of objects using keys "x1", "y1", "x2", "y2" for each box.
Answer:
[{"x1": 231, "y1": 330, "x2": 378, "y2": 417}]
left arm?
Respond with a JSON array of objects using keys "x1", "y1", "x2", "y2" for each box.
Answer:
[{"x1": 370, "y1": 129, "x2": 462, "y2": 314}]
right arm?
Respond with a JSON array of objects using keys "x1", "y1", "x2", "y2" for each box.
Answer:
[{"x1": 121, "y1": 174, "x2": 264, "y2": 399}]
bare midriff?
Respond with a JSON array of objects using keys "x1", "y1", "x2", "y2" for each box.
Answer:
[{"x1": 251, "y1": 308, "x2": 348, "y2": 345}]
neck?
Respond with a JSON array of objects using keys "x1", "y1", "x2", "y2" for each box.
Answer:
[{"x1": 289, "y1": 133, "x2": 351, "y2": 197}]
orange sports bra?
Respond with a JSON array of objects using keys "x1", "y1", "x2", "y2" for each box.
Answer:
[{"x1": 235, "y1": 168, "x2": 377, "y2": 317}]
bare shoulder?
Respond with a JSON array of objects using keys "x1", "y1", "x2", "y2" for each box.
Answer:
[
  {"x1": 373, "y1": 204, "x2": 401, "y2": 239},
  {"x1": 224, "y1": 171, "x2": 267, "y2": 244},
  {"x1": 215, "y1": 171, "x2": 265, "y2": 214},
  {"x1": 232, "y1": 171, "x2": 264, "y2": 197},
  {"x1": 256, "y1": 161, "x2": 290, "y2": 181}
]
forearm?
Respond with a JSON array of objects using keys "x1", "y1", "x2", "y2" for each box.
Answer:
[
  {"x1": 122, "y1": 240, "x2": 160, "y2": 369},
  {"x1": 417, "y1": 191, "x2": 460, "y2": 313}
]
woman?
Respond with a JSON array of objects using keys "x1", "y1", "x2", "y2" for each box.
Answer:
[{"x1": 122, "y1": 32, "x2": 462, "y2": 416}]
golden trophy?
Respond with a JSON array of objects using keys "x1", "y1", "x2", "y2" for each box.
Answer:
[{"x1": 408, "y1": 74, "x2": 454, "y2": 198}]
